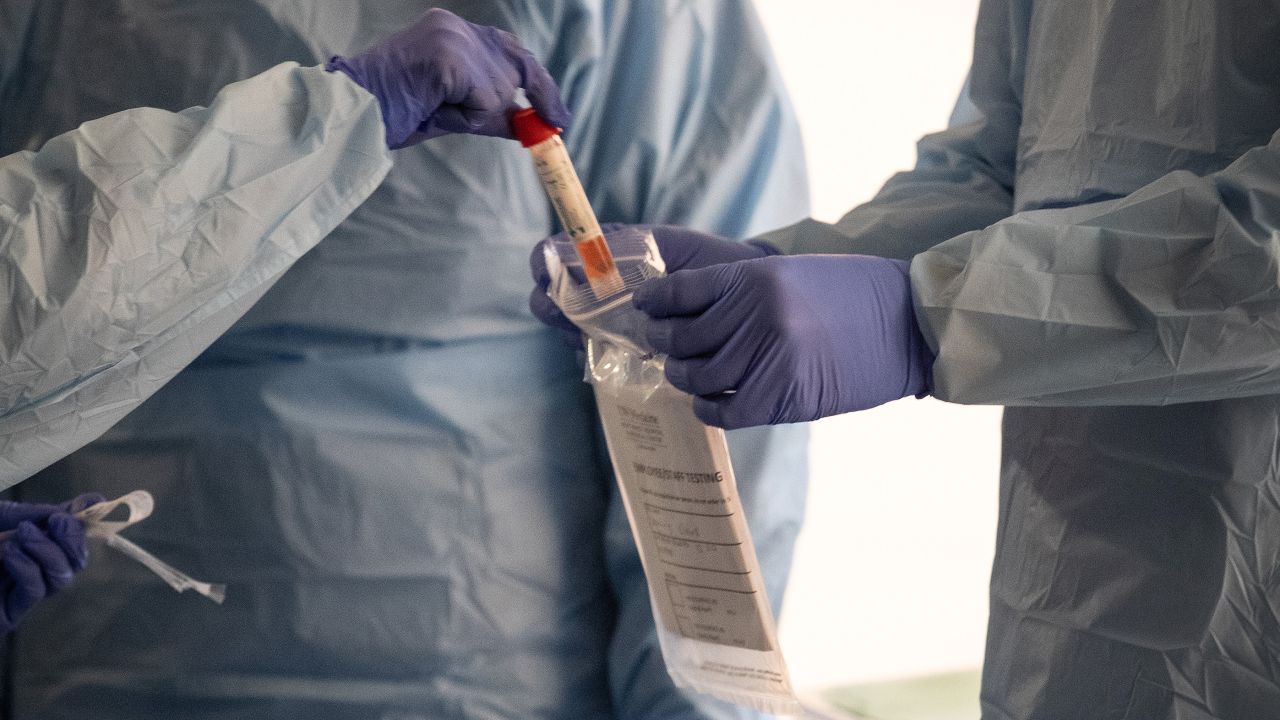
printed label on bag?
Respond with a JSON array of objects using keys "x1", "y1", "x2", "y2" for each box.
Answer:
[{"x1": 596, "y1": 386, "x2": 773, "y2": 652}]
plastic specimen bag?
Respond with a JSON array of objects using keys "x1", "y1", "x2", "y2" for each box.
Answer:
[{"x1": 543, "y1": 228, "x2": 801, "y2": 715}]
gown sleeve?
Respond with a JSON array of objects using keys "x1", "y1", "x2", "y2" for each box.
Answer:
[
  {"x1": 913, "y1": 127, "x2": 1280, "y2": 406},
  {"x1": 0, "y1": 63, "x2": 393, "y2": 486}
]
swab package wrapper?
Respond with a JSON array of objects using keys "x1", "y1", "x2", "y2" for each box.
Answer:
[
  {"x1": 544, "y1": 228, "x2": 801, "y2": 715},
  {"x1": 14, "y1": 491, "x2": 227, "y2": 603},
  {"x1": 78, "y1": 490, "x2": 226, "y2": 603},
  {"x1": 0, "y1": 491, "x2": 225, "y2": 602}
]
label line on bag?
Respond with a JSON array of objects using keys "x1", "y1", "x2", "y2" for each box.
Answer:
[
  {"x1": 642, "y1": 502, "x2": 735, "y2": 519},
  {"x1": 660, "y1": 560, "x2": 754, "y2": 575},
  {"x1": 651, "y1": 530, "x2": 743, "y2": 547}
]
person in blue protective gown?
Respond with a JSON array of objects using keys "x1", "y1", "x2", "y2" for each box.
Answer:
[
  {"x1": 0, "y1": 7, "x2": 569, "y2": 636},
  {"x1": 1, "y1": 3, "x2": 810, "y2": 719},
  {"x1": 534, "y1": 1, "x2": 1280, "y2": 717}
]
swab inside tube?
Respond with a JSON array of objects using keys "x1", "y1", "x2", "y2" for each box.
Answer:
[{"x1": 512, "y1": 108, "x2": 624, "y2": 299}]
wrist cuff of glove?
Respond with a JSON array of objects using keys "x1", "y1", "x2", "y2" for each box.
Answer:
[
  {"x1": 325, "y1": 55, "x2": 361, "y2": 84},
  {"x1": 892, "y1": 257, "x2": 934, "y2": 399},
  {"x1": 325, "y1": 56, "x2": 414, "y2": 149}
]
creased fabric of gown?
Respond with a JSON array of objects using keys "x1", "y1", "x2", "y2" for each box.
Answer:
[
  {"x1": 0, "y1": 2, "x2": 809, "y2": 719},
  {"x1": 0, "y1": 62, "x2": 392, "y2": 486},
  {"x1": 761, "y1": 1, "x2": 1280, "y2": 717}
]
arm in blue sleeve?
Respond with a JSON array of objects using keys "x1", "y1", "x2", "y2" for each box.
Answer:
[
  {"x1": 759, "y1": 0, "x2": 1021, "y2": 260},
  {"x1": 914, "y1": 128, "x2": 1280, "y2": 406},
  {"x1": 0, "y1": 64, "x2": 392, "y2": 487}
]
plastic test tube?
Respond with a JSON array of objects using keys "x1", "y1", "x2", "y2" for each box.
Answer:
[{"x1": 512, "y1": 108, "x2": 624, "y2": 299}]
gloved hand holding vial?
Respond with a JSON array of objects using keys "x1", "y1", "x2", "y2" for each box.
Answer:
[{"x1": 532, "y1": 225, "x2": 801, "y2": 714}]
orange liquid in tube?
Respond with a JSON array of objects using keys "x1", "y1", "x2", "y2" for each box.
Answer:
[{"x1": 512, "y1": 109, "x2": 624, "y2": 299}]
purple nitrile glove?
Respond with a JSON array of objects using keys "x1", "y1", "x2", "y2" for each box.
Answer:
[
  {"x1": 0, "y1": 493, "x2": 104, "y2": 634},
  {"x1": 631, "y1": 254, "x2": 933, "y2": 429},
  {"x1": 326, "y1": 8, "x2": 571, "y2": 148},
  {"x1": 528, "y1": 224, "x2": 777, "y2": 348}
]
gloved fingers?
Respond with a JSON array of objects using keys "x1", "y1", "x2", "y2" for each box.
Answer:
[
  {"x1": 436, "y1": 24, "x2": 567, "y2": 139},
  {"x1": 665, "y1": 352, "x2": 747, "y2": 397},
  {"x1": 430, "y1": 102, "x2": 515, "y2": 138},
  {"x1": 747, "y1": 238, "x2": 783, "y2": 257},
  {"x1": 0, "y1": 576, "x2": 15, "y2": 634},
  {"x1": 632, "y1": 264, "x2": 733, "y2": 319},
  {"x1": 663, "y1": 318, "x2": 760, "y2": 395},
  {"x1": 646, "y1": 316, "x2": 728, "y2": 359},
  {"x1": 692, "y1": 394, "x2": 738, "y2": 429},
  {"x1": 647, "y1": 225, "x2": 717, "y2": 272},
  {"x1": 14, "y1": 522, "x2": 75, "y2": 595},
  {"x1": 560, "y1": 328, "x2": 585, "y2": 351},
  {"x1": 0, "y1": 501, "x2": 62, "y2": 532},
  {"x1": 430, "y1": 51, "x2": 518, "y2": 136},
  {"x1": 3, "y1": 528, "x2": 47, "y2": 614},
  {"x1": 692, "y1": 395, "x2": 725, "y2": 428},
  {"x1": 419, "y1": 10, "x2": 510, "y2": 107},
  {"x1": 46, "y1": 513, "x2": 89, "y2": 573},
  {"x1": 394, "y1": 126, "x2": 436, "y2": 147},
  {"x1": 529, "y1": 288, "x2": 581, "y2": 336},
  {"x1": 475, "y1": 45, "x2": 522, "y2": 108},
  {"x1": 692, "y1": 389, "x2": 773, "y2": 430},
  {"x1": 62, "y1": 493, "x2": 106, "y2": 515},
  {"x1": 496, "y1": 28, "x2": 572, "y2": 131},
  {"x1": 529, "y1": 234, "x2": 566, "y2": 290},
  {"x1": 649, "y1": 226, "x2": 767, "y2": 272}
]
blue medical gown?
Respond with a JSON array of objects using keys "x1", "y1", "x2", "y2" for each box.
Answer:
[
  {"x1": 761, "y1": 0, "x2": 1280, "y2": 716},
  {"x1": 1, "y1": 2, "x2": 810, "y2": 719},
  {"x1": 0, "y1": 64, "x2": 391, "y2": 486}
]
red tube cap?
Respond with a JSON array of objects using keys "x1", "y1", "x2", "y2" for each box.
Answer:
[{"x1": 511, "y1": 108, "x2": 561, "y2": 147}]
